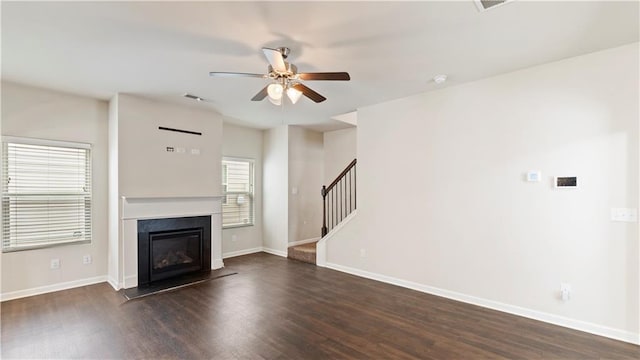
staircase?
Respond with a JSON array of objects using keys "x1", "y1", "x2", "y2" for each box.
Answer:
[
  {"x1": 287, "y1": 241, "x2": 318, "y2": 264},
  {"x1": 287, "y1": 159, "x2": 357, "y2": 265}
]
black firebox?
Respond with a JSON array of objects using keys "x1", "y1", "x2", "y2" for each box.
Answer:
[{"x1": 137, "y1": 216, "x2": 211, "y2": 287}]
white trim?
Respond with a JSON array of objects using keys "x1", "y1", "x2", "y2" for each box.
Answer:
[
  {"x1": 324, "y1": 262, "x2": 640, "y2": 345},
  {"x1": 121, "y1": 196, "x2": 223, "y2": 219},
  {"x1": 223, "y1": 247, "x2": 263, "y2": 259},
  {"x1": 222, "y1": 156, "x2": 256, "y2": 163},
  {"x1": 212, "y1": 259, "x2": 224, "y2": 269},
  {"x1": 125, "y1": 213, "x2": 217, "y2": 221},
  {"x1": 0, "y1": 276, "x2": 108, "y2": 302},
  {"x1": 288, "y1": 237, "x2": 321, "y2": 247},
  {"x1": 2, "y1": 135, "x2": 91, "y2": 149},
  {"x1": 261, "y1": 247, "x2": 287, "y2": 258},
  {"x1": 316, "y1": 210, "x2": 358, "y2": 267},
  {"x1": 107, "y1": 276, "x2": 120, "y2": 291},
  {"x1": 123, "y1": 274, "x2": 138, "y2": 289}
]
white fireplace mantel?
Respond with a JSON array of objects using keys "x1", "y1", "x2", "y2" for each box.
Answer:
[{"x1": 120, "y1": 196, "x2": 224, "y2": 289}]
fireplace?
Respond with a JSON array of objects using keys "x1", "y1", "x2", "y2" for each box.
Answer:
[{"x1": 137, "y1": 216, "x2": 211, "y2": 287}]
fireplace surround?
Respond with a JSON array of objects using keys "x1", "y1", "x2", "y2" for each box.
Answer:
[
  {"x1": 117, "y1": 196, "x2": 223, "y2": 289},
  {"x1": 137, "y1": 216, "x2": 211, "y2": 287}
]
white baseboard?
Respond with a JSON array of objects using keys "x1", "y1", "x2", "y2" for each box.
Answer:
[
  {"x1": 123, "y1": 274, "x2": 138, "y2": 289},
  {"x1": 1, "y1": 276, "x2": 108, "y2": 302},
  {"x1": 107, "y1": 276, "x2": 120, "y2": 291},
  {"x1": 261, "y1": 247, "x2": 287, "y2": 258},
  {"x1": 288, "y1": 237, "x2": 321, "y2": 247},
  {"x1": 223, "y1": 247, "x2": 263, "y2": 259},
  {"x1": 212, "y1": 259, "x2": 224, "y2": 269},
  {"x1": 324, "y1": 262, "x2": 640, "y2": 345}
]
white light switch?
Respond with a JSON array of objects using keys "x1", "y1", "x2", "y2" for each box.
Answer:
[{"x1": 611, "y1": 208, "x2": 638, "y2": 222}]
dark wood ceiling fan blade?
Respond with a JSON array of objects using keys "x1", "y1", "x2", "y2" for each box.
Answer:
[
  {"x1": 298, "y1": 72, "x2": 351, "y2": 81},
  {"x1": 291, "y1": 83, "x2": 326, "y2": 103},
  {"x1": 251, "y1": 85, "x2": 269, "y2": 101},
  {"x1": 262, "y1": 48, "x2": 287, "y2": 73},
  {"x1": 209, "y1": 72, "x2": 267, "y2": 78}
]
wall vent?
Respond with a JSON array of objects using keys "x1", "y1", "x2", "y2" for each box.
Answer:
[
  {"x1": 183, "y1": 93, "x2": 203, "y2": 101},
  {"x1": 183, "y1": 93, "x2": 214, "y2": 103},
  {"x1": 474, "y1": 0, "x2": 513, "y2": 12}
]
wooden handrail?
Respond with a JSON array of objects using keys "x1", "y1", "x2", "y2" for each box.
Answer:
[
  {"x1": 325, "y1": 159, "x2": 357, "y2": 193},
  {"x1": 322, "y1": 159, "x2": 357, "y2": 237}
]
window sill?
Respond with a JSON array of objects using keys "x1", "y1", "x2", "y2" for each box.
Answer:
[
  {"x1": 222, "y1": 224, "x2": 255, "y2": 230},
  {"x1": 2, "y1": 239, "x2": 91, "y2": 253}
]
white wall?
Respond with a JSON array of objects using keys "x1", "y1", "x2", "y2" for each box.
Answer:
[
  {"x1": 222, "y1": 122, "x2": 263, "y2": 256},
  {"x1": 108, "y1": 94, "x2": 224, "y2": 287},
  {"x1": 117, "y1": 94, "x2": 222, "y2": 198},
  {"x1": 323, "y1": 127, "x2": 357, "y2": 185},
  {"x1": 326, "y1": 43, "x2": 639, "y2": 342},
  {"x1": 1, "y1": 82, "x2": 109, "y2": 296},
  {"x1": 262, "y1": 126, "x2": 288, "y2": 255},
  {"x1": 288, "y1": 126, "x2": 324, "y2": 243},
  {"x1": 107, "y1": 95, "x2": 120, "y2": 288}
]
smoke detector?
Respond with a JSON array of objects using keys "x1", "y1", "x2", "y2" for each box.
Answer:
[{"x1": 474, "y1": 0, "x2": 514, "y2": 12}]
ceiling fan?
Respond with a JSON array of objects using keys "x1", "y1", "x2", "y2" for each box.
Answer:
[{"x1": 209, "y1": 47, "x2": 350, "y2": 105}]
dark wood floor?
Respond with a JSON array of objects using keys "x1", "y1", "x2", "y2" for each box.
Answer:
[{"x1": 2, "y1": 253, "x2": 638, "y2": 359}]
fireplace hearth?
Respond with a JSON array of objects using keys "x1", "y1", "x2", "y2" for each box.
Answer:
[{"x1": 137, "y1": 216, "x2": 211, "y2": 287}]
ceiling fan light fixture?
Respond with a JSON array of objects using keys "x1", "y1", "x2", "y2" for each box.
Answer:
[
  {"x1": 268, "y1": 96, "x2": 282, "y2": 106},
  {"x1": 286, "y1": 86, "x2": 302, "y2": 104},
  {"x1": 267, "y1": 83, "x2": 284, "y2": 100},
  {"x1": 210, "y1": 47, "x2": 350, "y2": 105}
]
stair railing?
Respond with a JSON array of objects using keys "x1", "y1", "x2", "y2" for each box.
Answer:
[{"x1": 321, "y1": 159, "x2": 357, "y2": 237}]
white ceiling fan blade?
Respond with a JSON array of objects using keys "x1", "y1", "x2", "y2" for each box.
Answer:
[{"x1": 262, "y1": 47, "x2": 287, "y2": 73}]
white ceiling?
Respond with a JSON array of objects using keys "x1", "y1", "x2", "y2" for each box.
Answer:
[{"x1": 2, "y1": 1, "x2": 638, "y2": 131}]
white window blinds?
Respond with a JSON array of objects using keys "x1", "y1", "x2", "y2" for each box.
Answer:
[
  {"x1": 222, "y1": 158, "x2": 254, "y2": 228},
  {"x1": 2, "y1": 137, "x2": 92, "y2": 252}
]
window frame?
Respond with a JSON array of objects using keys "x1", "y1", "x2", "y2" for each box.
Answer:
[
  {"x1": 221, "y1": 156, "x2": 255, "y2": 229},
  {"x1": 1, "y1": 136, "x2": 92, "y2": 252}
]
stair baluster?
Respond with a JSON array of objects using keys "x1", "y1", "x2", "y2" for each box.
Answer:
[{"x1": 321, "y1": 159, "x2": 357, "y2": 237}]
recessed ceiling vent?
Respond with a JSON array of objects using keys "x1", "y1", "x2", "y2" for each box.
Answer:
[{"x1": 474, "y1": 0, "x2": 513, "y2": 12}]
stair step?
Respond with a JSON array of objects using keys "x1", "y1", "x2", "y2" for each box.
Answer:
[{"x1": 288, "y1": 242, "x2": 317, "y2": 265}]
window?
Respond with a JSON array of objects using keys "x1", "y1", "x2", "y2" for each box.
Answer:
[
  {"x1": 2, "y1": 137, "x2": 92, "y2": 252},
  {"x1": 221, "y1": 158, "x2": 254, "y2": 228}
]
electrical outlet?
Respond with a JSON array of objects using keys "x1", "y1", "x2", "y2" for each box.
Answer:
[
  {"x1": 231, "y1": 234, "x2": 237, "y2": 242},
  {"x1": 50, "y1": 258, "x2": 60, "y2": 269},
  {"x1": 82, "y1": 255, "x2": 92, "y2": 265},
  {"x1": 360, "y1": 249, "x2": 367, "y2": 258}
]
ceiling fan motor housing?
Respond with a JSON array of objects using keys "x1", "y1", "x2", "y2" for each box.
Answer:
[
  {"x1": 277, "y1": 47, "x2": 291, "y2": 59},
  {"x1": 269, "y1": 63, "x2": 297, "y2": 79}
]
